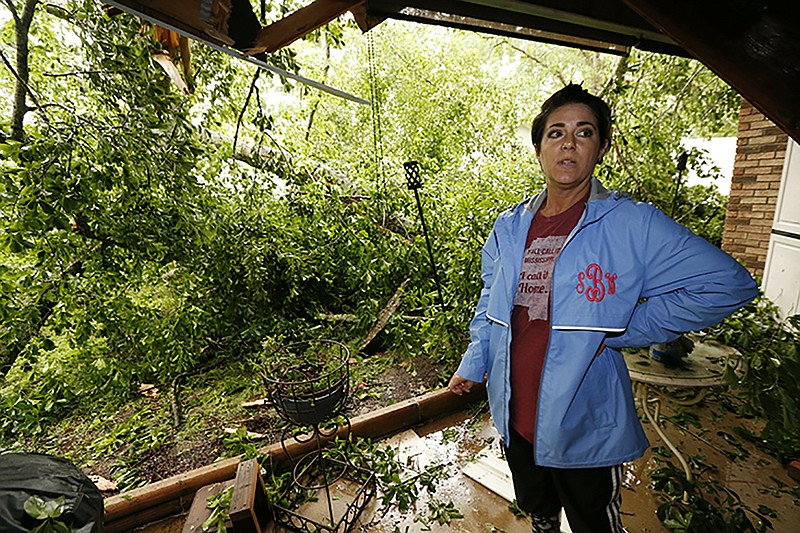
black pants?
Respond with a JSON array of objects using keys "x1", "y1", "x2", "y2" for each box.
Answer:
[{"x1": 504, "y1": 426, "x2": 624, "y2": 533}]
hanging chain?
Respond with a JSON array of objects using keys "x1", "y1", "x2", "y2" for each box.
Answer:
[{"x1": 367, "y1": 32, "x2": 385, "y2": 202}]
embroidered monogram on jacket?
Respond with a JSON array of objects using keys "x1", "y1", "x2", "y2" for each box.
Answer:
[{"x1": 576, "y1": 263, "x2": 617, "y2": 302}]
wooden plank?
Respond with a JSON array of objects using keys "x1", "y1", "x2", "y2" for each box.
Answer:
[
  {"x1": 104, "y1": 456, "x2": 241, "y2": 525},
  {"x1": 359, "y1": 279, "x2": 410, "y2": 353},
  {"x1": 181, "y1": 480, "x2": 235, "y2": 533},
  {"x1": 103, "y1": 0, "x2": 370, "y2": 105},
  {"x1": 241, "y1": 398, "x2": 273, "y2": 408},
  {"x1": 367, "y1": 0, "x2": 683, "y2": 56},
  {"x1": 104, "y1": 0, "x2": 234, "y2": 46},
  {"x1": 461, "y1": 441, "x2": 515, "y2": 502},
  {"x1": 417, "y1": 383, "x2": 485, "y2": 421},
  {"x1": 350, "y1": 0, "x2": 385, "y2": 32},
  {"x1": 106, "y1": 498, "x2": 188, "y2": 533},
  {"x1": 249, "y1": 0, "x2": 363, "y2": 54}
]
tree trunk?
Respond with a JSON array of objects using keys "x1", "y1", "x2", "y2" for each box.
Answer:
[
  {"x1": 11, "y1": 0, "x2": 39, "y2": 141},
  {"x1": 601, "y1": 53, "x2": 630, "y2": 99}
]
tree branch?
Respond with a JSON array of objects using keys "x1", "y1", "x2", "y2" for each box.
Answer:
[
  {"x1": 43, "y1": 69, "x2": 133, "y2": 77},
  {"x1": 252, "y1": 78, "x2": 289, "y2": 162},
  {"x1": 232, "y1": 68, "x2": 261, "y2": 159},
  {"x1": 2, "y1": 0, "x2": 20, "y2": 25},
  {"x1": 0, "y1": 46, "x2": 46, "y2": 116},
  {"x1": 507, "y1": 42, "x2": 568, "y2": 86},
  {"x1": 306, "y1": 35, "x2": 331, "y2": 141},
  {"x1": 202, "y1": 129, "x2": 283, "y2": 169},
  {"x1": 42, "y1": 2, "x2": 71, "y2": 20},
  {"x1": 600, "y1": 54, "x2": 629, "y2": 99},
  {"x1": 659, "y1": 62, "x2": 704, "y2": 125}
]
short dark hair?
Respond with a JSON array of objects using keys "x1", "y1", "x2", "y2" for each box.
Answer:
[{"x1": 530, "y1": 83, "x2": 612, "y2": 152}]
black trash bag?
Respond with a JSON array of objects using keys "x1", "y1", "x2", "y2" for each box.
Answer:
[{"x1": 0, "y1": 452, "x2": 104, "y2": 533}]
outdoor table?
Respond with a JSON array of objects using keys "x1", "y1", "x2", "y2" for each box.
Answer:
[{"x1": 623, "y1": 337, "x2": 745, "y2": 502}]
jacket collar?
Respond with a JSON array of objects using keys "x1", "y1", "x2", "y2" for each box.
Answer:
[
  {"x1": 492, "y1": 177, "x2": 627, "y2": 261},
  {"x1": 523, "y1": 177, "x2": 623, "y2": 224}
]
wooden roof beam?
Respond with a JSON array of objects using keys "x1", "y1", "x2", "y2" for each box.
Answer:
[
  {"x1": 247, "y1": 0, "x2": 364, "y2": 55},
  {"x1": 351, "y1": 1, "x2": 386, "y2": 33}
]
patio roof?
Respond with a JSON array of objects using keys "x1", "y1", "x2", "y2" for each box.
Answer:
[{"x1": 105, "y1": 0, "x2": 800, "y2": 143}]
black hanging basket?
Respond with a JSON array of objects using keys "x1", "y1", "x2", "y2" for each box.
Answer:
[
  {"x1": 261, "y1": 340, "x2": 350, "y2": 427},
  {"x1": 260, "y1": 340, "x2": 375, "y2": 533}
]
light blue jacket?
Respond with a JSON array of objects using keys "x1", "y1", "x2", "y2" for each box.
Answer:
[{"x1": 456, "y1": 178, "x2": 758, "y2": 468}]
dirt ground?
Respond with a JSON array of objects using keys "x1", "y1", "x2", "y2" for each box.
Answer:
[{"x1": 78, "y1": 352, "x2": 447, "y2": 488}]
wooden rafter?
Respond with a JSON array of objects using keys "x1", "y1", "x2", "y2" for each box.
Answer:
[
  {"x1": 351, "y1": 1, "x2": 385, "y2": 32},
  {"x1": 247, "y1": 0, "x2": 364, "y2": 55}
]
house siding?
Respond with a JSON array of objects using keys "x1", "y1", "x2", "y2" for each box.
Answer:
[{"x1": 721, "y1": 99, "x2": 788, "y2": 277}]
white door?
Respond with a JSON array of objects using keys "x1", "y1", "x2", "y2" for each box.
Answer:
[{"x1": 762, "y1": 139, "x2": 800, "y2": 318}]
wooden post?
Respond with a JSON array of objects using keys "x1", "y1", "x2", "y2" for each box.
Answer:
[{"x1": 229, "y1": 459, "x2": 270, "y2": 533}]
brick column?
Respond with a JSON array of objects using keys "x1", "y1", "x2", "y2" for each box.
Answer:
[{"x1": 721, "y1": 99, "x2": 788, "y2": 277}]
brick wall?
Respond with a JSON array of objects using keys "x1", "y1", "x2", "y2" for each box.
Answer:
[{"x1": 721, "y1": 99, "x2": 788, "y2": 277}]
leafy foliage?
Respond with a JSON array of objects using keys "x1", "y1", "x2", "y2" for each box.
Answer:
[
  {"x1": 651, "y1": 459, "x2": 772, "y2": 532},
  {"x1": 24, "y1": 495, "x2": 72, "y2": 533},
  {"x1": 0, "y1": 0, "x2": 375, "y2": 444},
  {"x1": 417, "y1": 499, "x2": 464, "y2": 527},
  {"x1": 326, "y1": 434, "x2": 448, "y2": 514},
  {"x1": 598, "y1": 53, "x2": 735, "y2": 245},
  {"x1": 221, "y1": 426, "x2": 265, "y2": 460},
  {"x1": 707, "y1": 298, "x2": 800, "y2": 461},
  {"x1": 202, "y1": 486, "x2": 233, "y2": 533},
  {"x1": 255, "y1": 434, "x2": 452, "y2": 530}
]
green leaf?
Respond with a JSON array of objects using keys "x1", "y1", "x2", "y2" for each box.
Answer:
[
  {"x1": 43, "y1": 496, "x2": 66, "y2": 518},
  {"x1": 30, "y1": 522, "x2": 53, "y2": 533},
  {"x1": 53, "y1": 521, "x2": 73, "y2": 533},
  {"x1": 756, "y1": 504, "x2": 777, "y2": 518},
  {"x1": 24, "y1": 495, "x2": 49, "y2": 520}
]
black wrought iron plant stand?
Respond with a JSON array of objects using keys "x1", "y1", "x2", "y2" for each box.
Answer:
[{"x1": 262, "y1": 340, "x2": 376, "y2": 533}]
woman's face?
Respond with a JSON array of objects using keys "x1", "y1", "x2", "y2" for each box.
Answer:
[{"x1": 535, "y1": 103, "x2": 609, "y2": 193}]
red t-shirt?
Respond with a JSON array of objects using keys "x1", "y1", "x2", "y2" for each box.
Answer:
[{"x1": 509, "y1": 195, "x2": 587, "y2": 444}]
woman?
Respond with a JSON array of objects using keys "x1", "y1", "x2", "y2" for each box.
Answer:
[{"x1": 448, "y1": 84, "x2": 758, "y2": 533}]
